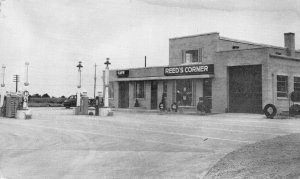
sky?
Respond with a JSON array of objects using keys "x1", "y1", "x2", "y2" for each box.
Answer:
[{"x1": 0, "y1": 0, "x2": 300, "y2": 97}]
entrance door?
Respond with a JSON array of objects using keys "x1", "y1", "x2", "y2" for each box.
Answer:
[
  {"x1": 151, "y1": 81, "x2": 158, "y2": 109},
  {"x1": 229, "y1": 65, "x2": 262, "y2": 113},
  {"x1": 119, "y1": 82, "x2": 129, "y2": 108},
  {"x1": 203, "y1": 79, "x2": 212, "y2": 110}
]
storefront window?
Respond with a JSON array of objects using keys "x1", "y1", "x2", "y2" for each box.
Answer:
[
  {"x1": 294, "y1": 77, "x2": 300, "y2": 92},
  {"x1": 277, "y1": 75, "x2": 288, "y2": 97},
  {"x1": 163, "y1": 81, "x2": 167, "y2": 98},
  {"x1": 176, "y1": 79, "x2": 192, "y2": 106},
  {"x1": 135, "y1": 81, "x2": 144, "y2": 98},
  {"x1": 109, "y1": 82, "x2": 114, "y2": 98}
]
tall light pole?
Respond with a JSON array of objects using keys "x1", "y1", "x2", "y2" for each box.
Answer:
[
  {"x1": 104, "y1": 58, "x2": 111, "y2": 108},
  {"x1": 94, "y1": 63, "x2": 97, "y2": 99},
  {"x1": 23, "y1": 62, "x2": 30, "y2": 109},
  {"x1": 24, "y1": 62, "x2": 29, "y2": 86},
  {"x1": 76, "y1": 61, "x2": 83, "y2": 108}
]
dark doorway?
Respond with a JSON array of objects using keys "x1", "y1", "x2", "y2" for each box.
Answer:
[
  {"x1": 203, "y1": 79, "x2": 212, "y2": 110},
  {"x1": 229, "y1": 65, "x2": 262, "y2": 113},
  {"x1": 151, "y1": 81, "x2": 158, "y2": 109},
  {"x1": 119, "y1": 82, "x2": 129, "y2": 108}
]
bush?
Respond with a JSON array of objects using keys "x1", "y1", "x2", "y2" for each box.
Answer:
[{"x1": 29, "y1": 97, "x2": 65, "y2": 104}]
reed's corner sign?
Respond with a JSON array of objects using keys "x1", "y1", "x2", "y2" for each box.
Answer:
[
  {"x1": 117, "y1": 70, "x2": 129, "y2": 78},
  {"x1": 164, "y1": 64, "x2": 214, "y2": 76}
]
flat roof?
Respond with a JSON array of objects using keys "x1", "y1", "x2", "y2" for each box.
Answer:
[
  {"x1": 169, "y1": 32, "x2": 219, "y2": 40},
  {"x1": 169, "y1": 32, "x2": 299, "y2": 52},
  {"x1": 219, "y1": 36, "x2": 286, "y2": 50},
  {"x1": 270, "y1": 54, "x2": 300, "y2": 61}
]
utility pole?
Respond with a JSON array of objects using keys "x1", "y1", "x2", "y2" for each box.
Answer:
[
  {"x1": 13, "y1": 74, "x2": 19, "y2": 92},
  {"x1": 94, "y1": 63, "x2": 97, "y2": 99}
]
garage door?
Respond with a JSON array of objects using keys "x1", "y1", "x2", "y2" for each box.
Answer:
[{"x1": 229, "y1": 65, "x2": 262, "y2": 113}]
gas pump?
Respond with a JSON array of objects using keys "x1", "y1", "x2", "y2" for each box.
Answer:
[
  {"x1": 0, "y1": 91, "x2": 6, "y2": 117},
  {"x1": 95, "y1": 91, "x2": 104, "y2": 116},
  {"x1": 74, "y1": 90, "x2": 88, "y2": 115}
]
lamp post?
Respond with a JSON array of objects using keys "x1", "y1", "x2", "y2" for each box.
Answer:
[
  {"x1": 23, "y1": 62, "x2": 30, "y2": 109},
  {"x1": 24, "y1": 62, "x2": 29, "y2": 86},
  {"x1": 104, "y1": 58, "x2": 111, "y2": 108},
  {"x1": 76, "y1": 61, "x2": 83, "y2": 108}
]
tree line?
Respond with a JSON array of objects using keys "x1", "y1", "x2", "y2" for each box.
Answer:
[{"x1": 30, "y1": 93, "x2": 66, "y2": 99}]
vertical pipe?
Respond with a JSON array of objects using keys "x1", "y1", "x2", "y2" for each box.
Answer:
[
  {"x1": 145, "y1": 56, "x2": 146, "y2": 68},
  {"x1": 77, "y1": 69, "x2": 81, "y2": 107}
]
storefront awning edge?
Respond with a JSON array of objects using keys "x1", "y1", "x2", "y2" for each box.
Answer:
[{"x1": 112, "y1": 74, "x2": 214, "y2": 81}]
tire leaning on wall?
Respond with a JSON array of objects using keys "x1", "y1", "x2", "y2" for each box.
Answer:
[{"x1": 263, "y1": 104, "x2": 277, "y2": 119}]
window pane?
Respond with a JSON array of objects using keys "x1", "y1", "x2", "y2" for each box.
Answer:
[
  {"x1": 135, "y1": 82, "x2": 144, "y2": 98},
  {"x1": 277, "y1": 75, "x2": 288, "y2": 97},
  {"x1": 185, "y1": 50, "x2": 198, "y2": 63},
  {"x1": 277, "y1": 92, "x2": 288, "y2": 97},
  {"x1": 176, "y1": 79, "x2": 192, "y2": 106},
  {"x1": 294, "y1": 83, "x2": 300, "y2": 88},
  {"x1": 294, "y1": 77, "x2": 300, "y2": 83}
]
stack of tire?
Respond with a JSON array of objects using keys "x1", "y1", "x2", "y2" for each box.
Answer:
[
  {"x1": 290, "y1": 91, "x2": 300, "y2": 116},
  {"x1": 289, "y1": 104, "x2": 300, "y2": 116}
]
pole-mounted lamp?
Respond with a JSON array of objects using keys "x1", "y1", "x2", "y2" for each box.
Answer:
[
  {"x1": 76, "y1": 61, "x2": 83, "y2": 108},
  {"x1": 24, "y1": 62, "x2": 29, "y2": 86},
  {"x1": 104, "y1": 58, "x2": 111, "y2": 108},
  {"x1": 76, "y1": 61, "x2": 83, "y2": 88}
]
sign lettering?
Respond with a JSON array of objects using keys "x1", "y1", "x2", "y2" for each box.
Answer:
[
  {"x1": 164, "y1": 64, "x2": 214, "y2": 76},
  {"x1": 117, "y1": 70, "x2": 129, "y2": 78}
]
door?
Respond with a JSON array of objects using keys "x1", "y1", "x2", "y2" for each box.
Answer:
[
  {"x1": 151, "y1": 81, "x2": 158, "y2": 109},
  {"x1": 229, "y1": 65, "x2": 262, "y2": 113},
  {"x1": 203, "y1": 79, "x2": 212, "y2": 110},
  {"x1": 119, "y1": 82, "x2": 129, "y2": 108}
]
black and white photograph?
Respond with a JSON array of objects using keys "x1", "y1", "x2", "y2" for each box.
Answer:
[{"x1": 0, "y1": 0, "x2": 300, "y2": 178}]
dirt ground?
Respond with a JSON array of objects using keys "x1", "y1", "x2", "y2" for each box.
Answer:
[
  {"x1": 1, "y1": 108, "x2": 300, "y2": 178},
  {"x1": 204, "y1": 133, "x2": 300, "y2": 179}
]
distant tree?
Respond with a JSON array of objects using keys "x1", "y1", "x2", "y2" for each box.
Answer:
[
  {"x1": 32, "y1": 93, "x2": 41, "y2": 98},
  {"x1": 61, "y1": 95, "x2": 66, "y2": 98},
  {"x1": 42, "y1": 93, "x2": 50, "y2": 98}
]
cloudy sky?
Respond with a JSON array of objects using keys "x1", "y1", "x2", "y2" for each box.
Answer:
[{"x1": 0, "y1": 0, "x2": 299, "y2": 97}]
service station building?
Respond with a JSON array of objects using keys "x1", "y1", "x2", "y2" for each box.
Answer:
[{"x1": 108, "y1": 32, "x2": 300, "y2": 113}]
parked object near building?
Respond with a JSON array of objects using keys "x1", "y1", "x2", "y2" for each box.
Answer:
[
  {"x1": 5, "y1": 93, "x2": 18, "y2": 118},
  {"x1": 108, "y1": 32, "x2": 300, "y2": 114},
  {"x1": 289, "y1": 91, "x2": 300, "y2": 116},
  {"x1": 74, "y1": 90, "x2": 89, "y2": 115},
  {"x1": 63, "y1": 95, "x2": 77, "y2": 108}
]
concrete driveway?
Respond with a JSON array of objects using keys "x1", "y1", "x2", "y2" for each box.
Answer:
[{"x1": 0, "y1": 108, "x2": 300, "y2": 179}]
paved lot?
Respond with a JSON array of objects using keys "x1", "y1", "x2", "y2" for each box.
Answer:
[{"x1": 1, "y1": 108, "x2": 300, "y2": 179}]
